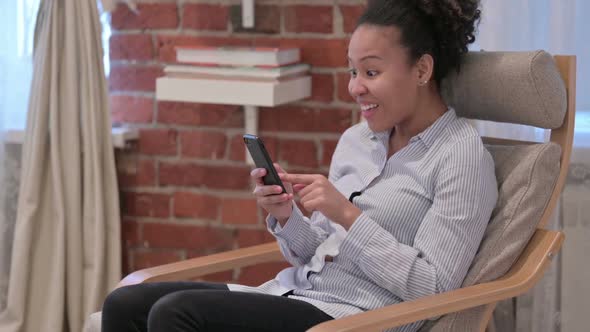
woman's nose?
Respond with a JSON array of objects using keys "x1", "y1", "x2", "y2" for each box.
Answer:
[{"x1": 348, "y1": 77, "x2": 368, "y2": 97}]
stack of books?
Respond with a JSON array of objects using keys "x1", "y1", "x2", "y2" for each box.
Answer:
[{"x1": 156, "y1": 46, "x2": 312, "y2": 106}]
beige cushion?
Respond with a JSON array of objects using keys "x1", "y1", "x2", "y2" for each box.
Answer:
[
  {"x1": 421, "y1": 142, "x2": 561, "y2": 331},
  {"x1": 442, "y1": 51, "x2": 567, "y2": 129}
]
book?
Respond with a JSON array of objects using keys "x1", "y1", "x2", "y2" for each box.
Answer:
[
  {"x1": 156, "y1": 75, "x2": 311, "y2": 107},
  {"x1": 164, "y1": 71, "x2": 309, "y2": 83},
  {"x1": 163, "y1": 63, "x2": 311, "y2": 79},
  {"x1": 175, "y1": 46, "x2": 301, "y2": 67}
]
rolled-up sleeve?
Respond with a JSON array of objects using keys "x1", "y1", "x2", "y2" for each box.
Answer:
[{"x1": 266, "y1": 205, "x2": 331, "y2": 267}]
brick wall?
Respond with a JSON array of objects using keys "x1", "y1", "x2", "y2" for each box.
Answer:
[{"x1": 110, "y1": 0, "x2": 366, "y2": 285}]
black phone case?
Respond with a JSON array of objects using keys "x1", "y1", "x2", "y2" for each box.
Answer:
[{"x1": 243, "y1": 134, "x2": 287, "y2": 193}]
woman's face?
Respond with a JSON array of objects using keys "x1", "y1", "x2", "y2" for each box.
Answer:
[{"x1": 348, "y1": 24, "x2": 421, "y2": 132}]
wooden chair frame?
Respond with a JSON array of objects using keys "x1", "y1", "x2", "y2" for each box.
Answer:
[{"x1": 117, "y1": 56, "x2": 575, "y2": 332}]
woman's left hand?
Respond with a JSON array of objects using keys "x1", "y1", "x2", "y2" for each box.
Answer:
[{"x1": 280, "y1": 173, "x2": 362, "y2": 230}]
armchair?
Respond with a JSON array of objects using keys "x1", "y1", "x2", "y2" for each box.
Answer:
[{"x1": 85, "y1": 51, "x2": 575, "y2": 332}]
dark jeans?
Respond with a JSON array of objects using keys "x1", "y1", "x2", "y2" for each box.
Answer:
[{"x1": 101, "y1": 281, "x2": 333, "y2": 332}]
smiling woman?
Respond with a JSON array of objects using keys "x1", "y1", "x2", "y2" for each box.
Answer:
[{"x1": 100, "y1": 1, "x2": 498, "y2": 332}]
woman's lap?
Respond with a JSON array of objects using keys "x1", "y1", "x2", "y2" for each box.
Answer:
[{"x1": 101, "y1": 281, "x2": 333, "y2": 332}]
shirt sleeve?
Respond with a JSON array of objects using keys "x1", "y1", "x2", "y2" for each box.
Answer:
[
  {"x1": 337, "y1": 137, "x2": 498, "y2": 301},
  {"x1": 265, "y1": 134, "x2": 348, "y2": 266},
  {"x1": 266, "y1": 206, "x2": 332, "y2": 267}
]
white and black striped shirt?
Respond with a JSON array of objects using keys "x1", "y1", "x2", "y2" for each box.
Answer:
[{"x1": 229, "y1": 109, "x2": 498, "y2": 332}]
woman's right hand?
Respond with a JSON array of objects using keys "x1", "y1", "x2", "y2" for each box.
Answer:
[{"x1": 251, "y1": 163, "x2": 294, "y2": 222}]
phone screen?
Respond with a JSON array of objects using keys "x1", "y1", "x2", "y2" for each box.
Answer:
[{"x1": 243, "y1": 134, "x2": 287, "y2": 193}]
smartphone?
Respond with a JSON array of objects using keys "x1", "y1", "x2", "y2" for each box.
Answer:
[{"x1": 243, "y1": 134, "x2": 287, "y2": 194}]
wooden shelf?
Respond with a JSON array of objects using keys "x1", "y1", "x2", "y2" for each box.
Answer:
[{"x1": 155, "y1": 74, "x2": 312, "y2": 163}]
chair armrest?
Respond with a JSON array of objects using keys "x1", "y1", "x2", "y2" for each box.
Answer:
[
  {"x1": 117, "y1": 242, "x2": 282, "y2": 288},
  {"x1": 308, "y1": 228, "x2": 564, "y2": 332}
]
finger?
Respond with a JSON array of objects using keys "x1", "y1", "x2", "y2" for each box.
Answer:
[
  {"x1": 250, "y1": 168, "x2": 266, "y2": 185},
  {"x1": 259, "y1": 193, "x2": 293, "y2": 205},
  {"x1": 300, "y1": 196, "x2": 319, "y2": 213},
  {"x1": 297, "y1": 181, "x2": 320, "y2": 199},
  {"x1": 253, "y1": 185, "x2": 285, "y2": 197},
  {"x1": 292, "y1": 184, "x2": 307, "y2": 192},
  {"x1": 280, "y1": 173, "x2": 320, "y2": 185},
  {"x1": 274, "y1": 163, "x2": 288, "y2": 175}
]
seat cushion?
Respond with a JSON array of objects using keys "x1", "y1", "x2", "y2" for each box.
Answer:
[{"x1": 421, "y1": 142, "x2": 561, "y2": 331}]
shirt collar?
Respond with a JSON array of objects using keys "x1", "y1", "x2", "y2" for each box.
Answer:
[{"x1": 363, "y1": 108, "x2": 457, "y2": 149}]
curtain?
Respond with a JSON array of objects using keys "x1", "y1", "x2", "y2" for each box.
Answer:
[
  {"x1": 0, "y1": 0, "x2": 121, "y2": 331},
  {"x1": 0, "y1": 0, "x2": 39, "y2": 314},
  {"x1": 473, "y1": 1, "x2": 590, "y2": 331}
]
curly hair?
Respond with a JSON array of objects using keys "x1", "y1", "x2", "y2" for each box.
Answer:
[{"x1": 356, "y1": 0, "x2": 481, "y2": 86}]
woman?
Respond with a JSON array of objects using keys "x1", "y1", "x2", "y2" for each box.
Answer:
[{"x1": 101, "y1": 1, "x2": 497, "y2": 331}]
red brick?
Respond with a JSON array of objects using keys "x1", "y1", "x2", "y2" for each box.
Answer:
[
  {"x1": 284, "y1": 5, "x2": 333, "y2": 34},
  {"x1": 122, "y1": 192, "x2": 171, "y2": 218},
  {"x1": 111, "y1": 3, "x2": 178, "y2": 30},
  {"x1": 317, "y1": 108, "x2": 353, "y2": 134},
  {"x1": 142, "y1": 223, "x2": 234, "y2": 251},
  {"x1": 229, "y1": 135, "x2": 246, "y2": 162},
  {"x1": 173, "y1": 192, "x2": 220, "y2": 220},
  {"x1": 337, "y1": 72, "x2": 354, "y2": 102},
  {"x1": 279, "y1": 139, "x2": 318, "y2": 168},
  {"x1": 183, "y1": 4, "x2": 228, "y2": 31},
  {"x1": 232, "y1": 5, "x2": 280, "y2": 34},
  {"x1": 156, "y1": 35, "x2": 252, "y2": 63},
  {"x1": 121, "y1": 219, "x2": 142, "y2": 247},
  {"x1": 117, "y1": 158, "x2": 156, "y2": 187},
  {"x1": 340, "y1": 5, "x2": 365, "y2": 33},
  {"x1": 253, "y1": 38, "x2": 348, "y2": 68},
  {"x1": 159, "y1": 163, "x2": 204, "y2": 186},
  {"x1": 321, "y1": 139, "x2": 339, "y2": 167},
  {"x1": 236, "y1": 229, "x2": 275, "y2": 248},
  {"x1": 110, "y1": 34, "x2": 154, "y2": 61},
  {"x1": 109, "y1": 65, "x2": 163, "y2": 92},
  {"x1": 310, "y1": 73, "x2": 334, "y2": 102},
  {"x1": 221, "y1": 198, "x2": 259, "y2": 225},
  {"x1": 160, "y1": 163, "x2": 252, "y2": 190},
  {"x1": 110, "y1": 95, "x2": 153, "y2": 124},
  {"x1": 259, "y1": 107, "x2": 351, "y2": 133},
  {"x1": 157, "y1": 101, "x2": 243, "y2": 127},
  {"x1": 139, "y1": 129, "x2": 178, "y2": 156},
  {"x1": 180, "y1": 131, "x2": 227, "y2": 159},
  {"x1": 200, "y1": 165, "x2": 252, "y2": 190},
  {"x1": 237, "y1": 262, "x2": 290, "y2": 286},
  {"x1": 122, "y1": 250, "x2": 131, "y2": 275},
  {"x1": 133, "y1": 250, "x2": 182, "y2": 270}
]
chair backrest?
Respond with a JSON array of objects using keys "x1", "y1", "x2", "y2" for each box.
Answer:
[{"x1": 418, "y1": 51, "x2": 575, "y2": 332}]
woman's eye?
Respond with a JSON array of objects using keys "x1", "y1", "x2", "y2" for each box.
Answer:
[
  {"x1": 348, "y1": 68, "x2": 357, "y2": 77},
  {"x1": 366, "y1": 70, "x2": 379, "y2": 77}
]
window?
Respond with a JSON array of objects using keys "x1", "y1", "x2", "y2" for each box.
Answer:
[
  {"x1": 0, "y1": 0, "x2": 112, "y2": 132},
  {"x1": 0, "y1": 0, "x2": 40, "y2": 131}
]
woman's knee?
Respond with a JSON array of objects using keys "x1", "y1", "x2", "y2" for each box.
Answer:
[
  {"x1": 147, "y1": 291, "x2": 204, "y2": 331},
  {"x1": 102, "y1": 285, "x2": 148, "y2": 317}
]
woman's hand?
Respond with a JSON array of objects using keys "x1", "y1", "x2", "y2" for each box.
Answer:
[
  {"x1": 251, "y1": 163, "x2": 294, "y2": 223},
  {"x1": 280, "y1": 173, "x2": 361, "y2": 230}
]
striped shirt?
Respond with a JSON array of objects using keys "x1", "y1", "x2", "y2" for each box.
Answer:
[{"x1": 229, "y1": 109, "x2": 498, "y2": 332}]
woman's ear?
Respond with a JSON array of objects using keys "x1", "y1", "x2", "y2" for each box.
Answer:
[{"x1": 416, "y1": 54, "x2": 434, "y2": 86}]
